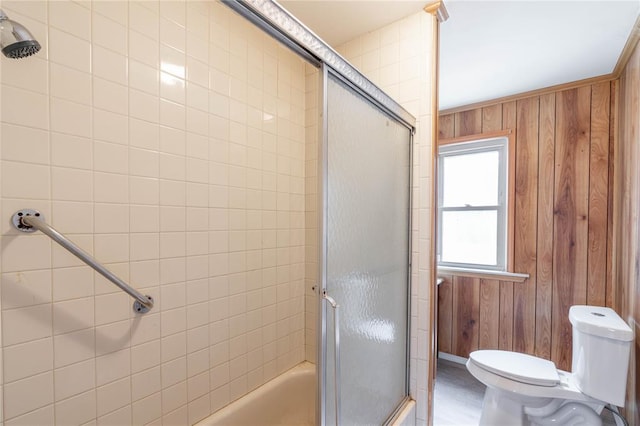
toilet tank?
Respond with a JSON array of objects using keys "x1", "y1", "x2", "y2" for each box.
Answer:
[{"x1": 569, "y1": 305, "x2": 633, "y2": 407}]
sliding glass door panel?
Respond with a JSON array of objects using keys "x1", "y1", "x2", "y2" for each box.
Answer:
[{"x1": 321, "y1": 70, "x2": 411, "y2": 426}]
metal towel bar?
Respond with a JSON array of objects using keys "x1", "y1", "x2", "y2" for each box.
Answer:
[{"x1": 12, "y1": 209, "x2": 154, "y2": 313}]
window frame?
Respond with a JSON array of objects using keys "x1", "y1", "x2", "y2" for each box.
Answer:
[{"x1": 437, "y1": 129, "x2": 516, "y2": 273}]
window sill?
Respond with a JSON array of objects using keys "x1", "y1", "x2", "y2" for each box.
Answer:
[{"x1": 437, "y1": 266, "x2": 529, "y2": 283}]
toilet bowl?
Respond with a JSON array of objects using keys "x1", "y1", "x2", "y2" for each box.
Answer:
[{"x1": 465, "y1": 305, "x2": 633, "y2": 426}]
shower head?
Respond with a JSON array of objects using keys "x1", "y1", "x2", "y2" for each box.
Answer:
[{"x1": 0, "y1": 9, "x2": 40, "y2": 59}]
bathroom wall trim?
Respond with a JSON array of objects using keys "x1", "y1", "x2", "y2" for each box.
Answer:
[
  {"x1": 223, "y1": 0, "x2": 417, "y2": 129},
  {"x1": 437, "y1": 352, "x2": 468, "y2": 365},
  {"x1": 612, "y1": 13, "x2": 640, "y2": 79},
  {"x1": 440, "y1": 74, "x2": 617, "y2": 115}
]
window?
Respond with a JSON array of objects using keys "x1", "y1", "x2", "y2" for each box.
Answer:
[{"x1": 437, "y1": 132, "x2": 514, "y2": 272}]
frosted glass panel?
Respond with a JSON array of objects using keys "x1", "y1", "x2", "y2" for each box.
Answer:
[
  {"x1": 324, "y1": 74, "x2": 410, "y2": 425},
  {"x1": 442, "y1": 151, "x2": 499, "y2": 207},
  {"x1": 441, "y1": 210, "x2": 498, "y2": 265}
]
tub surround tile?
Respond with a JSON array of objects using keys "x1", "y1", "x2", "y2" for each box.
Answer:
[
  {"x1": 2, "y1": 304, "x2": 52, "y2": 346},
  {"x1": 1, "y1": 269, "x2": 52, "y2": 309},
  {"x1": 131, "y1": 339, "x2": 161, "y2": 374},
  {"x1": 97, "y1": 405, "x2": 131, "y2": 426},
  {"x1": 4, "y1": 404, "x2": 54, "y2": 426},
  {"x1": 92, "y1": 13, "x2": 127, "y2": 56},
  {"x1": 96, "y1": 348, "x2": 131, "y2": 387},
  {"x1": 4, "y1": 371, "x2": 53, "y2": 420},
  {"x1": 95, "y1": 320, "x2": 132, "y2": 357},
  {"x1": 54, "y1": 358, "x2": 96, "y2": 402},
  {"x1": 53, "y1": 328, "x2": 96, "y2": 368},
  {"x1": 132, "y1": 392, "x2": 162, "y2": 426},
  {"x1": 3, "y1": 337, "x2": 53, "y2": 383}
]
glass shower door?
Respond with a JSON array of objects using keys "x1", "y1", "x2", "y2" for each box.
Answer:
[{"x1": 320, "y1": 70, "x2": 412, "y2": 425}]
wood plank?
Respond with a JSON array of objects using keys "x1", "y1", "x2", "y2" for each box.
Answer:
[
  {"x1": 605, "y1": 81, "x2": 617, "y2": 309},
  {"x1": 452, "y1": 276, "x2": 480, "y2": 357},
  {"x1": 437, "y1": 276, "x2": 454, "y2": 354},
  {"x1": 612, "y1": 79, "x2": 625, "y2": 314},
  {"x1": 503, "y1": 101, "x2": 517, "y2": 131},
  {"x1": 552, "y1": 86, "x2": 592, "y2": 371},
  {"x1": 535, "y1": 92, "x2": 555, "y2": 360},
  {"x1": 499, "y1": 280, "x2": 514, "y2": 351},
  {"x1": 439, "y1": 114, "x2": 455, "y2": 140},
  {"x1": 499, "y1": 101, "x2": 516, "y2": 351},
  {"x1": 617, "y1": 44, "x2": 640, "y2": 417},
  {"x1": 454, "y1": 109, "x2": 482, "y2": 137},
  {"x1": 482, "y1": 104, "x2": 502, "y2": 132},
  {"x1": 513, "y1": 97, "x2": 539, "y2": 355},
  {"x1": 615, "y1": 64, "x2": 635, "y2": 317},
  {"x1": 628, "y1": 49, "x2": 640, "y2": 333},
  {"x1": 587, "y1": 82, "x2": 610, "y2": 306},
  {"x1": 479, "y1": 279, "x2": 499, "y2": 349},
  {"x1": 617, "y1": 45, "x2": 640, "y2": 327}
]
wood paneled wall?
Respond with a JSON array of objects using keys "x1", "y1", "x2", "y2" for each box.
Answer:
[
  {"x1": 437, "y1": 81, "x2": 615, "y2": 371},
  {"x1": 615, "y1": 39, "x2": 640, "y2": 424}
]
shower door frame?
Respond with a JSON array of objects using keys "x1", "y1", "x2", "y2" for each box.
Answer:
[{"x1": 317, "y1": 64, "x2": 415, "y2": 426}]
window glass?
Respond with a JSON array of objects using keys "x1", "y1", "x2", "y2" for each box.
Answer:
[
  {"x1": 441, "y1": 210, "x2": 498, "y2": 266},
  {"x1": 442, "y1": 151, "x2": 499, "y2": 207}
]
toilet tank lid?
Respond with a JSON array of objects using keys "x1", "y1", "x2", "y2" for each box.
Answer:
[{"x1": 569, "y1": 305, "x2": 633, "y2": 341}]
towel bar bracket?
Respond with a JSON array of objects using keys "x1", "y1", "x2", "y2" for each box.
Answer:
[
  {"x1": 12, "y1": 209, "x2": 41, "y2": 233},
  {"x1": 134, "y1": 295, "x2": 154, "y2": 314}
]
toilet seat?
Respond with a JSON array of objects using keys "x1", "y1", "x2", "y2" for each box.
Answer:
[{"x1": 469, "y1": 350, "x2": 559, "y2": 386}]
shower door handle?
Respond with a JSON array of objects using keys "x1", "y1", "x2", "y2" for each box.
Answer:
[{"x1": 323, "y1": 290, "x2": 341, "y2": 426}]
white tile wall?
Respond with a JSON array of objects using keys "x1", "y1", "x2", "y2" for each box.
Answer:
[
  {"x1": 0, "y1": 0, "x2": 307, "y2": 424},
  {"x1": 304, "y1": 65, "x2": 318, "y2": 363},
  {"x1": 0, "y1": 0, "x2": 436, "y2": 424},
  {"x1": 336, "y1": 11, "x2": 436, "y2": 426}
]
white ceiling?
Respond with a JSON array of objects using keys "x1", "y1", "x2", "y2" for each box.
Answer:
[
  {"x1": 278, "y1": 0, "x2": 427, "y2": 47},
  {"x1": 440, "y1": 0, "x2": 640, "y2": 110},
  {"x1": 278, "y1": 0, "x2": 640, "y2": 111}
]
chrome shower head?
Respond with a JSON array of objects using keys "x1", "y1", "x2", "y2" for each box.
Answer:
[{"x1": 0, "y1": 9, "x2": 40, "y2": 59}]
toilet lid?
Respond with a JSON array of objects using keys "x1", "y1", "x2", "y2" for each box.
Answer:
[{"x1": 469, "y1": 350, "x2": 560, "y2": 387}]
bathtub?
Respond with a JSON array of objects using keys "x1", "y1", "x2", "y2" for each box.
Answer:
[
  {"x1": 197, "y1": 362, "x2": 316, "y2": 426},
  {"x1": 197, "y1": 361, "x2": 416, "y2": 426}
]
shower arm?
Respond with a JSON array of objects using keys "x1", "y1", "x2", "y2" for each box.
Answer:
[{"x1": 11, "y1": 209, "x2": 154, "y2": 313}]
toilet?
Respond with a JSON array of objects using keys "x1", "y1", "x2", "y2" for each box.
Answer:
[{"x1": 466, "y1": 305, "x2": 633, "y2": 426}]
